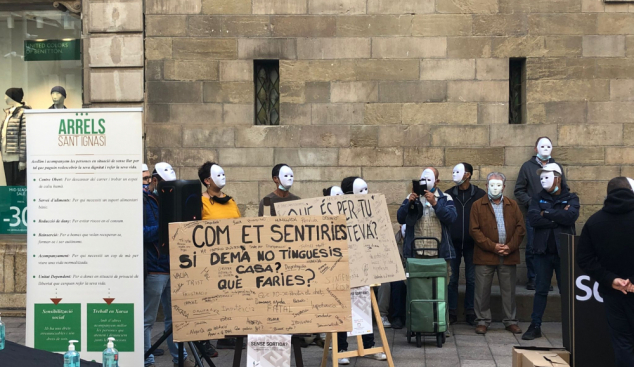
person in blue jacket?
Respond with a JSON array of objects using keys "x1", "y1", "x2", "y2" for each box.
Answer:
[{"x1": 522, "y1": 163, "x2": 579, "y2": 341}]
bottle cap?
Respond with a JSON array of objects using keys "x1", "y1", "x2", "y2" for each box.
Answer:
[
  {"x1": 107, "y1": 337, "x2": 115, "y2": 348},
  {"x1": 68, "y1": 340, "x2": 78, "y2": 351}
]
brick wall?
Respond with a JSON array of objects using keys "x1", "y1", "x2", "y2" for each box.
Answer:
[{"x1": 143, "y1": 0, "x2": 634, "y2": 282}]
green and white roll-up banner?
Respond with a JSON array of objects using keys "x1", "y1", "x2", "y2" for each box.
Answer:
[{"x1": 25, "y1": 108, "x2": 144, "y2": 365}]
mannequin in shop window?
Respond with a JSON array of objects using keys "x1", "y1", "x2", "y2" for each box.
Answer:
[
  {"x1": 49, "y1": 86, "x2": 67, "y2": 109},
  {"x1": 1, "y1": 88, "x2": 30, "y2": 186}
]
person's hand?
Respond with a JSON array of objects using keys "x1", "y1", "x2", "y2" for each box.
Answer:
[
  {"x1": 495, "y1": 243, "x2": 504, "y2": 253},
  {"x1": 627, "y1": 282, "x2": 634, "y2": 293},
  {"x1": 408, "y1": 193, "x2": 419, "y2": 202},
  {"x1": 540, "y1": 211, "x2": 544, "y2": 216},
  {"x1": 564, "y1": 205, "x2": 570, "y2": 211},
  {"x1": 424, "y1": 190, "x2": 436, "y2": 206},
  {"x1": 612, "y1": 278, "x2": 631, "y2": 295},
  {"x1": 502, "y1": 245, "x2": 511, "y2": 256},
  {"x1": 18, "y1": 162, "x2": 26, "y2": 171}
]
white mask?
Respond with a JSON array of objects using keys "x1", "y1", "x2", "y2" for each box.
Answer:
[
  {"x1": 210, "y1": 164, "x2": 226, "y2": 189},
  {"x1": 536, "y1": 138, "x2": 553, "y2": 161},
  {"x1": 421, "y1": 169, "x2": 436, "y2": 192},
  {"x1": 353, "y1": 178, "x2": 368, "y2": 195},
  {"x1": 488, "y1": 179, "x2": 504, "y2": 199},
  {"x1": 330, "y1": 186, "x2": 344, "y2": 196},
  {"x1": 154, "y1": 162, "x2": 176, "y2": 182},
  {"x1": 278, "y1": 165, "x2": 294, "y2": 190},
  {"x1": 627, "y1": 178, "x2": 634, "y2": 192},
  {"x1": 452, "y1": 164, "x2": 466, "y2": 185},
  {"x1": 540, "y1": 171, "x2": 555, "y2": 191}
]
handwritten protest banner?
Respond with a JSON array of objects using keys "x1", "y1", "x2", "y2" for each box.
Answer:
[
  {"x1": 169, "y1": 215, "x2": 352, "y2": 342},
  {"x1": 275, "y1": 194, "x2": 405, "y2": 288}
]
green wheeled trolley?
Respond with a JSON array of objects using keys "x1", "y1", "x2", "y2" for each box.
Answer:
[{"x1": 406, "y1": 237, "x2": 448, "y2": 348}]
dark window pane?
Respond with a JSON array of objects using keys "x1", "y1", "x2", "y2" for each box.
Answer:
[
  {"x1": 254, "y1": 60, "x2": 280, "y2": 125},
  {"x1": 509, "y1": 58, "x2": 526, "y2": 125}
]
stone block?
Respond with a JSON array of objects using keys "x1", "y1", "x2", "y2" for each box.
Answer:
[
  {"x1": 309, "y1": 0, "x2": 366, "y2": 14},
  {"x1": 219, "y1": 148, "x2": 274, "y2": 166},
  {"x1": 0, "y1": 293, "x2": 25, "y2": 309},
  {"x1": 368, "y1": 0, "x2": 434, "y2": 14},
  {"x1": 89, "y1": 35, "x2": 143, "y2": 67},
  {"x1": 628, "y1": 36, "x2": 634, "y2": 57},
  {"x1": 479, "y1": 166, "x2": 520, "y2": 183},
  {"x1": 412, "y1": 15, "x2": 472, "y2": 36},
  {"x1": 223, "y1": 104, "x2": 255, "y2": 125},
  {"x1": 420, "y1": 59, "x2": 475, "y2": 80},
  {"x1": 403, "y1": 147, "x2": 445, "y2": 166},
  {"x1": 238, "y1": 38, "x2": 297, "y2": 59},
  {"x1": 622, "y1": 164, "x2": 634, "y2": 176},
  {"x1": 274, "y1": 148, "x2": 339, "y2": 166},
  {"x1": 219, "y1": 60, "x2": 252, "y2": 82},
  {"x1": 565, "y1": 166, "x2": 620, "y2": 181},
  {"x1": 559, "y1": 125, "x2": 623, "y2": 146},
  {"x1": 222, "y1": 16, "x2": 272, "y2": 37},
  {"x1": 203, "y1": 82, "x2": 253, "y2": 103},
  {"x1": 170, "y1": 104, "x2": 222, "y2": 124},
  {"x1": 362, "y1": 167, "x2": 428, "y2": 181},
  {"x1": 447, "y1": 37, "x2": 492, "y2": 58},
  {"x1": 146, "y1": 125, "x2": 182, "y2": 148},
  {"x1": 372, "y1": 37, "x2": 447, "y2": 59},
  {"x1": 610, "y1": 80, "x2": 634, "y2": 101},
  {"x1": 146, "y1": 38, "x2": 172, "y2": 60},
  {"x1": 173, "y1": 38, "x2": 237, "y2": 59},
  {"x1": 88, "y1": 1, "x2": 143, "y2": 32},
  {"x1": 378, "y1": 126, "x2": 432, "y2": 147},
  {"x1": 281, "y1": 103, "x2": 311, "y2": 125},
  {"x1": 606, "y1": 147, "x2": 634, "y2": 165},
  {"x1": 223, "y1": 182, "x2": 260, "y2": 205},
  {"x1": 147, "y1": 81, "x2": 203, "y2": 103},
  {"x1": 355, "y1": 60, "x2": 421, "y2": 81},
  {"x1": 252, "y1": 0, "x2": 307, "y2": 14},
  {"x1": 543, "y1": 102, "x2": 587, "y2": 124},
  {"x1": 504, "y1": 146, "x2": 536, "y2": 166},
  {"x1": 280, "y1": 60, "x2": 355, "y2": 82},
  {"x1": 531, "y1": 0, "x2": 581, "y2": 12},
  {"x1": 526, "y1": 58, "x2": 596, "y2": 80},
  {"x1": 186, "y1": 16, "x2": 222, "y2": 37},
  {"x1": 556, "y1": 147, "x2": 606, "y2": 165},
  {"x1": 271, "y1": 16, "x2": 336, "y2": 37},
  {"x1": 305, "y1": 82, "x2": 331, "y2": 103},
  {"x1": 492, "y1": 36, "x2": 548, "y2": 58},
  {"x1": 161, "y1": 148, "x2": 217, "y2": 167},
  {"x1": 528, "y1": 14, "x2": 597, "y2": 35},
  {"x1": 146, "y1": 60, "x2": 163, "y2": 81},
  {"x1": 625, "y1": 125, "x2": 634, "y2": 145},
  {"x1": 146, "y1": 0, "x2": 201, "y2": 14},
  {"x1": 545, "y1": 36, "x2": 583, "y2": 57},
  {"x1": 402, "y1": 103, "x2": 478, "y2": 124},
  {"x1": 595, "y1": 58, "x2": 634, "y2": 79},
  {"x1": 582, "y1": 0, "x2": 604, "y2": 12},
  {"x1": 336, "y1": 15, "x2": 412, "y2": 37},
  {"x1": 379, "y1": 81, "x2": 447, "y2": 103},
  {"x1": 431, "y1": 126, "x2": 489, "y2": 146},
  {"x1": 311, "y1": 103, "x2": 364, "y2": 124},
  {"x1": 479, "y1": 104, "x2": 509, "y2": 125},
  {"x1": 436, "y1": 0, "x2": 498, "y2": 13},
  {"x1": 183, "y1": 126, "x2": 234, "y2": 147},
  {"x1": 14, "y1": 253, "x2": 26, "y2": 293},
  {"x1": 164, "y1": 60, "x2": 218, "y2": 81},
  {"x1": 476, "y1": 59, "x2": 509, "y2": 81},
  {"x1": 351, "y1": 126, "x2": 379, "y2": 147},
  {"x1": 146, "y1": 104, "x2": 170, "y2": 123},
  {"x1": 364, "y1": 103, "x2": 401, "y2": 125},
  {"x1": 294, "y1": 167, "x2": 362, "y2": 181},
  {"x1": 297, "y1": 38, "x2": 371, "y2": 59},
  {"x1": 447, "y1": 81, "x2": 508, "y2": 103},
  {"x1": 490, "y1": 125, "x2": 558, "y2": 147},
  {"x1": 445, "y1": 148, "x2": 504, "y2": 166},
  {"x1": 221, "y1": 167, "x2": 271, "y2": 181},
  {"x1": 583, "y1": 36, "x2": 626, "y2": 57},
  {"x1": 299, "y1": 126, "x2": 351, "y2": 147},
  {"x1": 527, "y1": 80, "x2": 610, "y2": 103},
  {"x1": 498, "y1": 0, "x2": 530, "y2": 13},
  {"x1": 146, "y1": 15, "x2": 187, "y2": 36},
  {"x1": 339, "y1": 148, "x2": 403, "y2": 166},
  {"x1": 473, "y1": 15, "x2": 528, "y2": 36},
  {"x1": 236, "y1": 126, "x2": 301, "y2": 147},
  {"x1": 90, "y1": 69, "x2": 144, "y2": 102},
  {"x1": 202, "y1": 0, "x2": 251, "y2": 14},
  {"x1": 368, "y1": 181, "x2": 411, "y2": 205},
  {"x1": 280, "y1": 83, "x2": 305, "y2": 104},
  {"x1": 569, "y1": 181, "x2": 609, "y2": 205},
  {"x1": 598, "y1": 14, "x2": 634, "y2": 34},
  {"x1": 331, "y1": 82, "x2": 378, "y2": 103}
]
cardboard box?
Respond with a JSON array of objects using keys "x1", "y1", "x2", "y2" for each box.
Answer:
[{"x1": 513, "y1": 347, "x2": 570, "y2": 367}]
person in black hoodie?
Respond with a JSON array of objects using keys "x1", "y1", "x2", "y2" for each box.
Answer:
[
  {"x1": 577, "y1": 177, "x2": 634, "y2": 367},
  {"x1": 514, "y1": 137, "x2": 567, "y2": 290},
  {"x1": 522, "y1": 163, "x2": 579, "y2": 341},
  {"x1": 446, "y1": 162, "x2": 485, "y2": 325}
]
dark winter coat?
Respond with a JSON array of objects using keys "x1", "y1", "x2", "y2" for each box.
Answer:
[
  {"x1": 143, "y1": 190, "x2": 170, "y2": 273},
  {"x1": 2, "y1": 104, "x2": 30, "y2": 162},
  {"x1": 527, "y1": 188, "x2": 579, "y2": 255},
  {"x1": 446, "y1": 184, "x2": 486, "y2": 251},
  {"x1": 514, "y1": 156, "x2": 567, "y2": 209}
]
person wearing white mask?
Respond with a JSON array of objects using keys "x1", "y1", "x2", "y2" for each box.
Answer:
[
  {"x1": 258, "y1": 163, "x2": 301, "y2": 216},
  {"x1": 142, "y1": 164, "x2": 151, "y2": 192},
  {"x1": 469, "y1": 172, "x2": 525, "y2": 336},
  {"x1": 445, "y1": 163, "x2": 486, "y2": 326},
  {"x1": 198, "y1": 161, "x2": 241, "y2": 221},
  {"x1": 323, "y1": 186, "x2": 344, "y2": 196},
  {"x1": 522, "y1": 163, "x2": 579, "y2": 341},
  {"x1": 514, "y1": 137, "x2": 566, "y2": 290}
]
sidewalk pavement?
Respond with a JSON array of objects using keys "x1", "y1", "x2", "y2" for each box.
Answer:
[{"x1": 4, "y1": 318, "x2": 563, "y2": 367}]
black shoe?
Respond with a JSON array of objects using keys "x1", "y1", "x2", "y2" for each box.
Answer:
[
  {"x1": 216, "y1": 338, "x2": 245, "y2": 349},
  {"x1": 526, "y1": 280, "x2": 536, "y2": 290},
  {"x1": 200, "y1": 341, "x2": 219, "y2": 357},
  {"x1": 449, "y1": 313, "x2": 458, "y2": 325},
  {"x1": 522, "y1": 324, "x2": 542, "y2": 340},
  {"x1": 391, "y1": 319, "x2": 404, "y2": 329},
  {"x1": 466, "y1": 314, "x2": 477, "y2": 326},
  {"x1": 153, "y1": 348, "x2": 164, "y2": 356}
]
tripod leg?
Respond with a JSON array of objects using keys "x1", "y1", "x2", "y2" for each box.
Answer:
[
  {"x1": 188, "y1": 341, "x2": 204, "y2": 367},
  {"x1": 232, "y1": 337, "x2": 244, "y2": 367},
  {"x1": 292, "y1": 336, "x2": 304, "y2": 367},
  {"x1": 179, "y1": 342, "x2": 184, "y2": 367},
  {"x1": 193, "y1": 341, "x2": 217, "y2": 367},
  {"x1": 145, "y1": 325, "x2": 174, "y2": 359}
]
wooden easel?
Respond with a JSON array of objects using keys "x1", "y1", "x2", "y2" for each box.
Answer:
[{"x1": 320, "y1": 286, "x2": 395, "y2": 367}]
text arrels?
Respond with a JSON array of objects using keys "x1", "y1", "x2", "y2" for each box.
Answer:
[{"x1": 287, "y1": 199, "x2": 373, "y2": 221}]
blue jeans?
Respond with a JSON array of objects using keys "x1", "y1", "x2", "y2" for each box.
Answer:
[
  {"x1": 144, "y1": 274, "x2": 187, "y2": 365},
  {"x1": 525, "y1": 218, "x2": 535, "y2": 281},
  {"x1": 530, "y1": 253, "x2": 561, "y2": 327},
  {"x1": 448, "y1": 244, "x2": 475, "y2": 314},
  {"x1": 337, "y1": 332, "x2": 374, "y2": 352}
]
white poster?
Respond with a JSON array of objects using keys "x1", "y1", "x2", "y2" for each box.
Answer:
[
  {"x1": 247, "y1": 334, "x2": 292, "y2": 367},
  {"x1": 25, "y1": 108, "x2": 144, "y2": 365},
  {"x1": 348, "y1": 286, "x2": 373, "y2": 337}
]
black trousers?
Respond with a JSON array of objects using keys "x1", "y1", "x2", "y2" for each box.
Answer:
[
  {"x1": 603, "y1": 291, "x2": 634, "y2": 367},
  {"x1": 4, "y1": 161, "x2": 26, "y2": 186}
]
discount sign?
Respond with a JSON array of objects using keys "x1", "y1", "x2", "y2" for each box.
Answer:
[{"x1": 0, "y1": 186, "x2": 27, "y2": 234}]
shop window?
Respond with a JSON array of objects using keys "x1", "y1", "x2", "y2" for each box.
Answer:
[
  {"x1": 254, "y1": 60, "x2": 279, "y2": 126},
  {"x1": 509, "y1": 58, "x2": 526, "y2": 125}
]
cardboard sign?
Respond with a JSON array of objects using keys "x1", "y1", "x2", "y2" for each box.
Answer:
[
  {"x1": 247, "y1": 334, "x2": 292, "y2": 367},
  {"x1": 347, "y1": 286, "x2": 372, "y2": 337},
  {"x1": 275, "y1": 194, "x2": 406, "y2": 288},
  {"x1": 169, "y1": 215, "x2": 352, "y2": 342}
]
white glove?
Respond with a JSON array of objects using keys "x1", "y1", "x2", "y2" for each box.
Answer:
[{"x1": 19, "y1": 162, "x2": 26, "y2": 171}]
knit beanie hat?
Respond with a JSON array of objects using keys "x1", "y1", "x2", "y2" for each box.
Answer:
[
  {"x1": 341, "y1": 177, "x2": 360, "y2": 195},
  {"x1": 5, "y1": 88, "x2": 23, "y2": 103},
  {"x1": 51, "y1": 86, "x2": 66, "y2": 98}
]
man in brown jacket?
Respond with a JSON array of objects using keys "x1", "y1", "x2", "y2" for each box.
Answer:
[{"x1": 469, "y1": 172, "x2": 526, "y2": 335}]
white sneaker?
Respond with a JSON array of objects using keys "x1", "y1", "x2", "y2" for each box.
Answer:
[
  {"x1": 381, "y1": 316, "x2": 392, "y2": 328},
  {"x1": 338, "y1": 357, "x2": 351, "y2": 365},
  {"x1": 368, "y1": 352, "x2": 387, "y2": 361}
]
